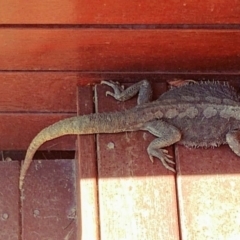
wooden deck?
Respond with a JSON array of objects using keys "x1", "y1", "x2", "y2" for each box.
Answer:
[
  {"x1": 1, "y1": 80, "x2": 240, "y2": 239},
  {"x1": 1, "y1": 0, "x2": 240, "y2": 239}
]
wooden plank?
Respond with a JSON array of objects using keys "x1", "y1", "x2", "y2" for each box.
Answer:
[
  {"x1": 0, "y1": 113, "x2": 76, "y2": 150},
  {"x1": 96, "y1": 83, "x2": 179, "y2": 239},
  {"x1": 0, "y1": 162, "x2": 20, "y2": 240},
  {"x1": 0, "y1": 29, "x2": 240, "y2": 72},
  {"x1": 21, "y1": 159, "x2": 77, "y2": 240},
  {"x1": 1, "y1": 73, "x2": 240, "y2": 113},
  {"x1": 1, "y1": 0, "x2": 240, "y2": 24},
  {"x1": 0, "y1": 73, "x2": 79, "y2": 112},
  {"x1": 1, "y1": 74, "x2": 240, "y2": 151},
  {"x1": 176, "y1": 145, "x2": 240, "y2": 239},
  {"x1": 76, "y1": 86, "x2": 99, "y2": 240}
]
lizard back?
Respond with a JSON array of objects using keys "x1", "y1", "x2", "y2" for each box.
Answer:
[
  {"x1": 156, "y1": 81, "x2": 240, "y2": 148},
  {"x1": 158, "y1": 81, "x2": 240, "y2": 105}
]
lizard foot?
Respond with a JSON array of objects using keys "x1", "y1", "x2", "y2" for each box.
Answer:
[
  {"x1": 147, "y1": 148, "x2": 176, "y2": 172},
  {"x1": 101, "y1": 80, "x2": 125, "y2": 99},
  {"x1": 101, "y1": 80, "x2": 152, "y2": 104}
]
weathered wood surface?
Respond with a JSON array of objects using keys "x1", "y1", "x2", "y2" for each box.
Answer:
[
  {"x1": 0, "y1": 113, "x2": 75, "y2": 150},
  {"x1": 76, "y1": 86, "x2": 99, "y2": 240},
  {"x1": 1, "y1": 80, "x2": 240, "y2": 239},
  {"x1": 0, "y1": 74, "x2": 240, "y2": 151},
  {"x1": 0, "y1": 29, "x2": 240, "y2": 72},
  {"x1": 95, "y1": 83, "x2": 180, "y2": 239},
  {"x1": 176, "y1": 145, "x2": 240, "y2": 239},
  {"x1": 1, "y1": 0, "x2": 240, "y2": 237},
  {"x1": 21, "y1": 160, "x2": 77, "y2": 240},
  {"x1": 1, "y1": 0, "x2": 240, "y2": 24},
  {"x1": 0, "y1": 162, "x2": 20, "y2": 240}
]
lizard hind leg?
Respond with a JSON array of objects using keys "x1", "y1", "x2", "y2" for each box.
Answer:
[
  {"x1": 143, "y1": 120, "x2": 181, "y2": 172},
  {"x1": 101, "y1": 80, "x2": 152, "y2": 105}
]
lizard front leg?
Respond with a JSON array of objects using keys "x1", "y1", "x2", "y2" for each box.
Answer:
[
  {"x1": 101, "y1": 80, "x2": 152, "y2": 105},
  {"x1": 143, "y1": 120, "x2": 181, "y2": 172}
]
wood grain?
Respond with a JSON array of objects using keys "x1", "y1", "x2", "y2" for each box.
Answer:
[
  {"x1": 0, "y1": 162, "x2": 20, "y2": 240},
  {"x1": 1, "y1": 0, "x2": 240, "y2": 24},
  {"x1": 0, "y1": 29, "x2": 240, "y2": 72},
  {"x1": 0, "y1": 113, "x2": 76, "y2": 150},
  {"x1": 0, "y1": 73, "x2": 79, "y2": 112},
  {"x1": 176, "y1": 145, "x2": 240, "y2": 239},
  {"x1": 76, "y1": 86, "x2": 99, "y2": 240},
  {"x1": 1, "y1": 73, "x2": 240, "y2": 113},
  {"x1": 21, "y1": 160, "x2": 77, "y2": 240},
  {"x1": 1, "y1": 75, "x2": 240, "y2": 150},
  {"x1": 96, "y1": 83, "x2": 180, "y2": 239}
]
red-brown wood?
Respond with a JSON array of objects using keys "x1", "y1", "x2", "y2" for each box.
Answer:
[
  {"x1": 0, "y1": 114, "x2": 75, "y2": 150},
  {"x1": 76, "y1": 86, "x2": 99, "y2": 240},
  {"x1": 1, "y1": 0, "x2": 239, "y2": 237},
  {"x1": 0, "y1": 74, "x2": 236, "y2": 152},
  {"x1": 1, "y1": 29, "x2": 240, "y2": 72},
  {"x1": 21, "y1": 159, "x2": 77, "y2": 240},
  {"x1": 176, "y1": 145, "x2": 240, "y2": 239},
  {"x1": 0, "y1": 73, "x2": 240, "y2": 115},
  {"x1": 0, "y1": 162, "x2": 20, "y2": 240},
  {"x1": 1, "y1": 0, "x2": 240, "y2": 24},
  {"x1": 0, "y1": 74, "x2": 79, "y2": 112},
  {"x1": 96, "y1": 83, "x2": 180, "y2": 239},
  {"x1": 1, "y1": 76, "x2": 240, "y2": 151}
]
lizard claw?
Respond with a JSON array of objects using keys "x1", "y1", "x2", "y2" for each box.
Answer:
[
  {"x1": 101, "y1": 80, "x2": 113, "y2": 85},
  {"x1": 105, "y1": 91, "x2": 115, "y2": 97},
  {"x1": 101, "y1": 80, "x2": 125, "y2": 100},
  {"x1": 148, "y1": 148, "x2": 176, "y2": 172},
  {"x1": 101, "y1": 80, "x2": 122, "y2": 88}
]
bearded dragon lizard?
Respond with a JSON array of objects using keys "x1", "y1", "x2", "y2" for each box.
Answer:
[{"x1": 19, "y1": 80, "x2": 240, "y2": 189}]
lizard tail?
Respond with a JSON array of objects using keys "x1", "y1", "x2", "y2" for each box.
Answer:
[
  {"x1": 19, "y1": 116, "x2": 81, "y2": 189},
  {"x1": 19, "y1": 112, "x2": 127, "y2": 189}
]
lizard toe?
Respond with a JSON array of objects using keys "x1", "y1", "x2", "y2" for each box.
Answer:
[
  {"x1": 147, "y1": 148, "x2": 176, "y2": 171},
  {"x1": 162, "y1": 162, "x2": 176, "y2": 172},
  {"x1": 105, "y1": 91, "x2": 115, "y2": 97}
]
